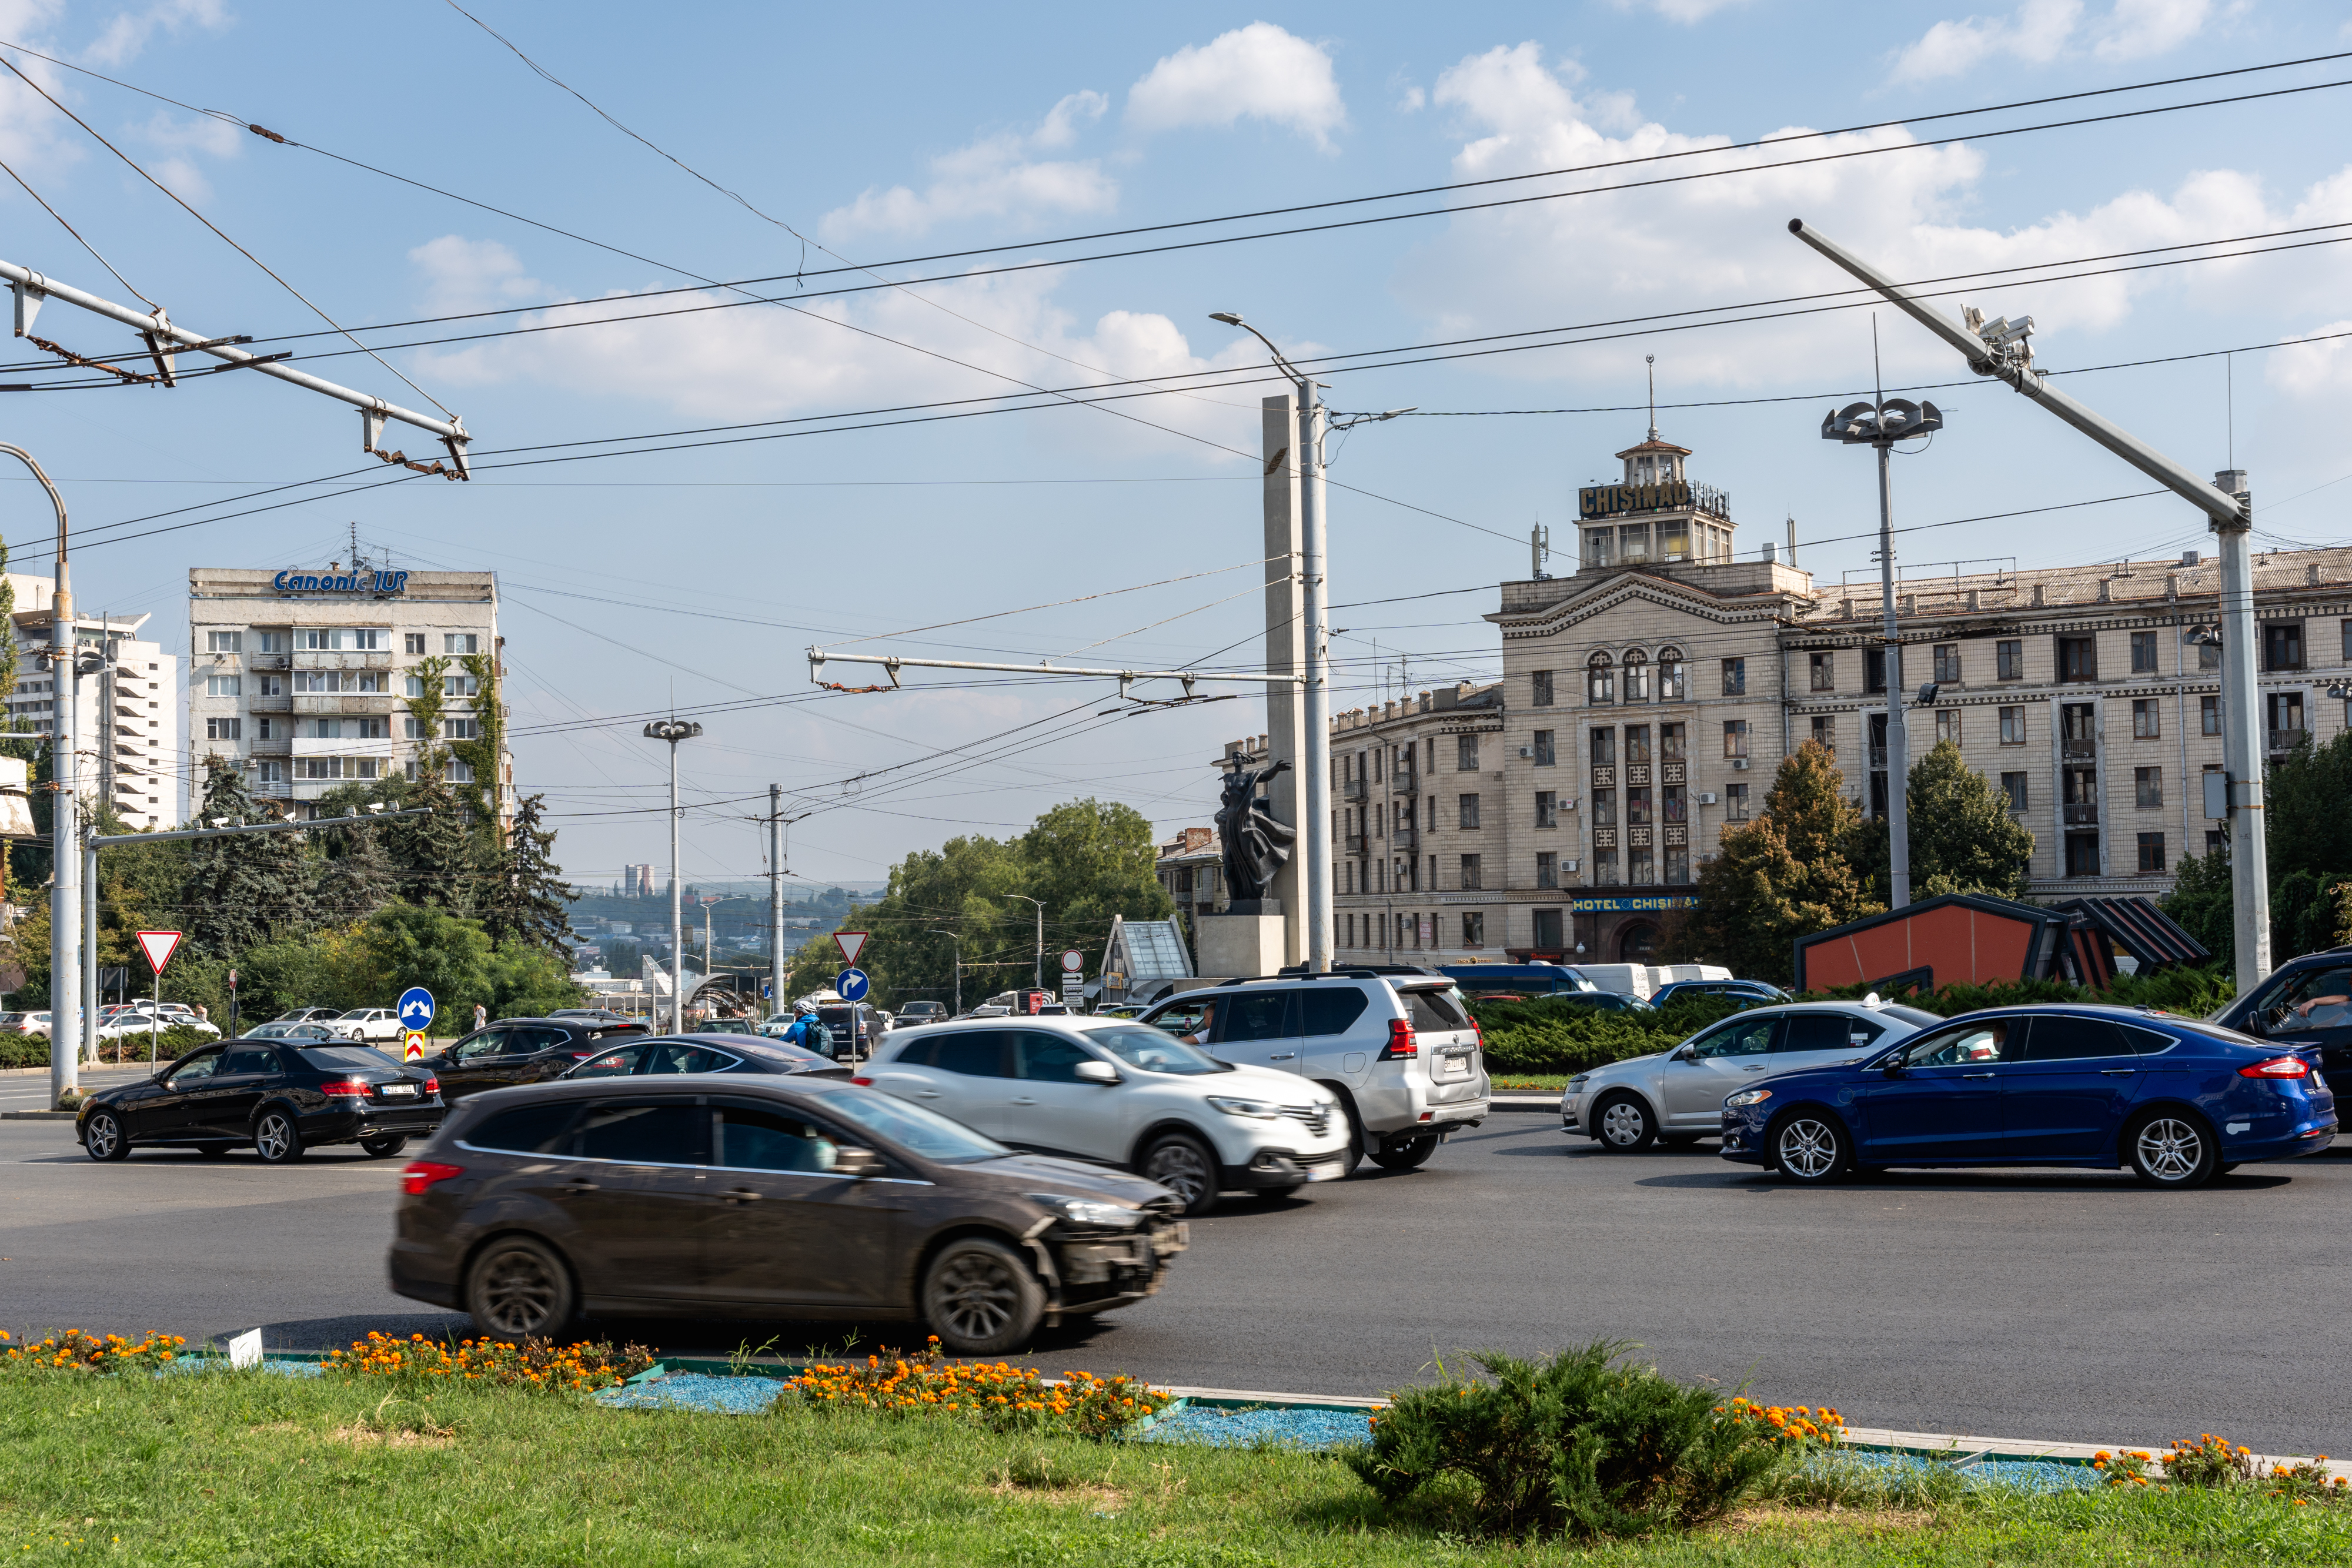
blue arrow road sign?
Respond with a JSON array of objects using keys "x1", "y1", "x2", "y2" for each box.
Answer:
[
  {"x1": 398, "y1": 987, "x2": 436, "y2": 1030},
  {"x1": 836, "y1": 967, "x2": 870, "y2": 1002}
]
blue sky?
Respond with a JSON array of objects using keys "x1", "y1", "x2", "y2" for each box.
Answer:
[{"x1": 0, "y1": 0, "x2": 2346, "y2": 893}]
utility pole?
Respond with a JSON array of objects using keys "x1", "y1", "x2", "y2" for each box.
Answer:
[
  {"x1": 769, "y1": 784, "x2": 786, "y2": 1021},
  {"x1": 1790, "y1": 218, "x2": 2271, "y2": 988},
  {"x1": 2, "y1": 444, "x2": 77, "y2": 1105},
  {"x1": 993, "y1": 893, "x2": 1046, "y2": 990},
  {"x1": 644, "y1": 720, "x2": 701, "y2": 1032},
  {"x1": 926, "y1": 930, "x2": 963, "y2": 1017}
]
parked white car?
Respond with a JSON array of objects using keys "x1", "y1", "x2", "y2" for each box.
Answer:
[
  {"x1": 858, "y1": 1016, "x2": 1350, "y2": 1213},
  {"x1": 336, "y1": 1008, "x2": 405, "y2": 1044},
  {"x1": 1561, "y1": 999, "x2": 1943, "y2": 1149},
  {"x1": 98, "y1": 1004, "x2": 222, "y2": 1041}
]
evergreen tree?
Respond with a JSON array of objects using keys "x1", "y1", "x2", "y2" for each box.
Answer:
[
  {"x1": 310, "y1": 777, "x2": 406, "y2": 924},
  {"x1": 181, "y1": 757, "x2": 312, "y2": 960},
  {"x1": 1847, "y1": 740, "x2": 2037, "y2": 902},
  {"x1": 1670, "y1": 741, "x2": 1882, "y2": 985},
  {"x1": 380, "y1": 770, "x2": 485, "y2": 914},
  {"x1": 479, "y1": 793, "x2": 574, "y2": 954}
]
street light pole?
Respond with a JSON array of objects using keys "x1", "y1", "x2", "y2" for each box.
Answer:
[
  {"x1": 992, "y1": 893, "x2": 1046, "y2": 991},
  {"x1": 769, "y1": 784, "x2": 786, "y2": 1021},
  {"x1": 644, "y1": 720, "x2": 701, "y2": 1032},
  {"x1": 925, "y1": 929, "x2": 963, "y2": 1017}
]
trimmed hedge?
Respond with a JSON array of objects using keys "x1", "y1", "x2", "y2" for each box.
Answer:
[{"x1": 0, "y1": 1024, "x2": 219, "y2": 1070}]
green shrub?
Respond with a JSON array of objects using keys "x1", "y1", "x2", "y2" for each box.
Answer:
[
  {"x1": 0, "y1": 1032, "x2": 45, "y2": 1069},
  {"x1": 1468, "y1": 994, "x2": 1748, "y2": 1074},
  {"x1": 1347, "y1": 1343, "x2": 1805, "y2": 1540},
  {"x1": 0, "y1": 1022, "x2": 220, "y2": 1070}
]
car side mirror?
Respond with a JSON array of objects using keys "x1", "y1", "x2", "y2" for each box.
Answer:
[
  {"x1": 1074, "y1": 1059, "x2": 1120, "y2": 1085},
  {"x1": 832, "y1": 1145, "x2": 885, "y2": 1179},
  {"x1": 1671, "y1": 1044, "x2": 1697, "y2": 1062}
]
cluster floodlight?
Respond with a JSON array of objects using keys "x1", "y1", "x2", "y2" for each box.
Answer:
[{"x1": 1820, "y1": 398, "x2": 1943, "y2": 444}]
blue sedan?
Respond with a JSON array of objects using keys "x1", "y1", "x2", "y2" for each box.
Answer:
[{"x1": 1719, "y1": 1005, "x2": 2337, "y2": 1188}]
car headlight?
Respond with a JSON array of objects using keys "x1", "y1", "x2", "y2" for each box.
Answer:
[
  {"x1": 1725, "y1": 1088, "x2": 1773, "y2": 1109},
  {"x1": 1206, "y1": 1095, "x2": 1282, "y2": 1120},
  {"x1": 1566, "y1": 1075, "x2": 1590, "y2": 1091},
  {"x1": 1027, "y1": 1193, "x2": 1147, "y2": 1229}
]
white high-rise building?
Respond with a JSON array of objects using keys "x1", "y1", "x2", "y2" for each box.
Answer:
[
  {"x1": 187, "y1": 558, "x2": 510, "y2": 823},
  {"x1": 3, "y1": 574, "x2": 179, "y2": 832}
]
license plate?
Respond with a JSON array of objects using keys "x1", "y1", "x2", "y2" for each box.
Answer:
[
  {"x1": 1438, "y1": 1051, "x2": 1471, "y2": 1080},
  {"x1": 379, "y1": 1083, "x2": 419, "y2": 1097}
]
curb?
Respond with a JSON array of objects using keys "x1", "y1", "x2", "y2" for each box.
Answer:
[
  {"x1": 1489, "y1": 1094, "x2": 1559, "y2": 1113},
  {"x1": 2, "y1": 1110, "x2": 78, "y2": 1121}
]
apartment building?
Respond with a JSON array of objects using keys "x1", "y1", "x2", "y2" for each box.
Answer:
[
  {"x1": 3, "y1": 574, "x2": 179, "y2": 831},
  {"x1": 188, "y1": 561, "x2": 511, "y2": 821},
  {"x1": 1227, "y1": 425, "x2": 2350, "y2": 969}
]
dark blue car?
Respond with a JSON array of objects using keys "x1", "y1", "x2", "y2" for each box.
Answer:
[{"x1": 1719, "y1": 1005, "x2": 2336, "y2": 1188}]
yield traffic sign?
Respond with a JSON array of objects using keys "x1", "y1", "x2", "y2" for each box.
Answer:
[
  {"x1": 135, "y1": 931, "x2": 181, "y2": 973},
  {"x1": 833, "y1": 930, "x2": 868, "y2": 965}
]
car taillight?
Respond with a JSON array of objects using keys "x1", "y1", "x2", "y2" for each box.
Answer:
[
  {"x1": 850, "y1": 1075, "x2": 873, "y2": 1086},
  {"x1": 422, "y1": 1075, "x2": 440, "y2": 1096},
  {"x1": 570, "y1": 1052, "x2": 593, "y2": 1060},
  {"x1": 1380, "y1": 1018, "x2": 1418, "y2": 1060},
  {"x1": 2240, "y1": 1057, "x2": 2313, "y2": 1079},
  {"x1": 402, "y1": 1161, "x2": 463, "y2": 1196},
  {"x1": 1469, "y1": 1014, "x2": 1485, "y2": 1052},
  {"x1": 319, "y1": 1079, "x2": 370, "y2": 1098}
]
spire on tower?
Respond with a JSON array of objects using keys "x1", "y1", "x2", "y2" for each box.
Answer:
[{"x1": 1646, "y1": 354, "x2": 1658, "y2": 443}]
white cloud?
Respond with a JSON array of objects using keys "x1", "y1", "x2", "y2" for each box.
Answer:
[
  {"x1": 1126, "y1": 22, "x2": 1345, "y2": 149},
  {"x1": 821, "y1": 92, "x2": 1114, "y2": 241},
  {"x1": 1609, "y1": 0, "x2": 1758, "y2": 22},
  {"x1": 1398, "y1": 42, "x2": 2352, "y2": 390},
  {"x1": 408, "y1": 235, "x2": 543, "y2": 315},
  {"x1": 2270, "y1": 320, "x2": 2352, "y2": 397},
  {"x1": 413, "y1": 249, "x2": 1273, "y2": 460},
  {"x1": 131, "y1": 108, "x2": 236, "y2": 202},
  {"x1": 85, "y1": 0, "x2": 229, "y2": 66},
  {"x1": 1891, "y1": 0, "x2": 2231, "y2": 81}
]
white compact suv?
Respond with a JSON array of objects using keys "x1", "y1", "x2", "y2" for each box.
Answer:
[
  {"x1": 857, "y1": 1016, "x2": 1349, "y2": 1213},
  {"x1": 1137, "y1": 972, "x2": 1490, "y2": 1176}
]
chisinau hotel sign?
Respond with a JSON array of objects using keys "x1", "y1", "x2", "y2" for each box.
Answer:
[{"x1": 1579, "y1": 480, "x2": 1692, "y2": 519}]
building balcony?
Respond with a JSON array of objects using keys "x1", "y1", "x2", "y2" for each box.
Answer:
[
  {"x1": 1345, "y1": 833, "x2": 1367, "y2": 856},
  {"x1": 290, "y1": 650, "x2": 394, "y2": 671},
  {"x1": 1392, "y1": 827, "x2": 1417, "y2": 850},
  {"x1": 1341, "y1": 777, "x2": 1368, "y2": 801},
  {"x1": 2269, "y1": 728, "x2": 2310, "y2": 754},
  {"x1": 250, "y1": 696, "x2": 290, "y2": 713},
  {"x1": 292, "y1": 694, "x2": 396, "y2": 716},
  {"x1": 2062, "y1": 738, "x2": 2097, "y2": 760},
  {"x1": 1392, "y1": 769, "x2": 1417, "y2": 790},
  {"x1": 246, "y1": 654, "x2": 289, "y2": 671},
  {"x1": 2063, "y1": 803, "x2": 2100, "y2": 825}
]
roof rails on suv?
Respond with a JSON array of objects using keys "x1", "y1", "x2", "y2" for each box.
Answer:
[{"x1": 1224, "y1": 967, "x2": 1441, "y2": 986}]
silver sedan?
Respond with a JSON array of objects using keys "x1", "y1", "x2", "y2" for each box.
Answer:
[{"x1": 1562, "y1": 1000, "x2": 1942, "y2": 1151}]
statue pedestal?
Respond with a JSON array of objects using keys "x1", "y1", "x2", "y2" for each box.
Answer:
[{"x1": 1195, "y1": 913, "x2": 1286, "y2": 980}]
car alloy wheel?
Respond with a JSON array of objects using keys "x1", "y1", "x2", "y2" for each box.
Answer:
[
  {"x1": 2130, "y1": 1114, "x2": 2216, "y2": 1188},
  {"x1": 84, "y1": 1110, "x2": 129, "y2": 1162},
  {"x1": 253, "y1": 1111, "x2": 303, "y2": 1164},
  {"x1": 922, "y1": 1238, "x2": 1043, "y2": 1357},
  {"x1": 1140, "y1": 1133, "x2": 1220, "y2": 1215},
  {"x1": 1593, "y1": 1094, "x2": 1656, "y2": 1152},
  {"x1": 467, "y1": 1237, "x2": 575, "y2": 1342},
  {"x1": 1773, "y1": 1115, "x2": 1846, "y2": 1182}
]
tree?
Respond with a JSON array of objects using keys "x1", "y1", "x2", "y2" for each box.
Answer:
[
  {"x1": 380, "y1": 770, "x2": 486, "y2": 915},
  {"x1": 2163, "y1": 844, "x2": 2236, "y2": 969},
  {"x1": 479, "y1": 793, "x2": 573, "y2": 954},
  {"x1": 1015, "y1": 798, "x2": 1173, "y2": 959},
  {"x1": 181, "y1": 757, "x2": 312, "y2": 960},
  {"x1": 349, "y1": 904, "x2": 496, "y2": 1032},
  {"x1": 1670, "y1": 741, "x2": 1882, "y2": 985},
  {"x1": 1847, "y1": 741, "x2": 2036, "y2": 902}
]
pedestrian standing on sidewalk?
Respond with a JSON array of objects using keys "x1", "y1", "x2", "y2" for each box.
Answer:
[{"x1": 473, "y1": 1002, "x2": 487, "y2": 1032}]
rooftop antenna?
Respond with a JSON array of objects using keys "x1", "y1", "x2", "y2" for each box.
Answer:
[{"x1": 1645, "y1": 353, "x2": 1658, "y2": 442}]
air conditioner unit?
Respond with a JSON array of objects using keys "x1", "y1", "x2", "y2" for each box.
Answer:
[
  {"x1": 1730, "y1": 758, "x2": 1750, "y2": 770},
  {"x1": 1564, "y1": 860, "x2": 1580, "y2": 874},
  {"x1": 1698, "y1": 792, "x2": 1718, "y2": 804},
  {"x1": 1519, "y1": 746, "x2": 1532, "y2": 758}
]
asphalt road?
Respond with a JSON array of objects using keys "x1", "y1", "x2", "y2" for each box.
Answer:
[{"x1": 6, "y1": 1106, "x2": 2347, "y2": 1455}]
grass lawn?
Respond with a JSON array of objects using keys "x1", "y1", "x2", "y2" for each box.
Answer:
[
  {"x1": 4, "y1": 1369, "x2": 2350, "y2": 1565},
  {"x1": 1488, "y1": 1074, "x2": 1571, "y2": 1092}
]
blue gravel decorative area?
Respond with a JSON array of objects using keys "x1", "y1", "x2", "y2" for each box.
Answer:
[
  {"x1": 1130, "y1": 1403, "x2": 1372, "y2": 1450},
  {"x1": 594, "y1": 1373, "x2": 786, "y2": 1414},
  {"x1": 1819, "y1": 1450, "x2": 2098, "y2": 1494},
  {"x1": 159, "y1": 1358, "x2": 325, "y2": 1379}
]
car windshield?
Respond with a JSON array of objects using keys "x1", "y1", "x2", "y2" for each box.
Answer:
[
  {"x1": 297, "y1": 1046, "x2": 401, "y2": 1072},
  {"x1": 820, "y1": 1089, "x2": 1008, "y2": 1164},
  {"x1": 1083, "y1": 1024, "x2": 1230, "y2": 1075}
]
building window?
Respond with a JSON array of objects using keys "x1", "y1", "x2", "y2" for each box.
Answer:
[
  {"x1": 1589, "y1": 728, "x2": 1614, "y2": 767},
  {"x1": 1591, "y1": 789, "x2": 1616, "y2": 827},
  {"x1": 256, "y1": 631, "x2": 287, "y2": 654},
  {"x1": 2206, "y1": 829, "x2": 2226, "y2": 857},
  {"x1": 1586, "y1": 653, "x2": 1615, "y2": 704},
  {"x1": 1594, "y1": 848, "x2": 1620, "y2": 885},
  {"x1": 1658, "y1": 648, "x2": 1686, "y2": 701},
  {"x1": 1536, "y1": 851, "x2": 1558, "y2": 889},
  {"x1": 1723, "y1": 720, "x2": 1749, "y2": 758},
  {"x1": 2137, "y1": 832, "x2": 2167, "y2": 873},
  {"x1": 403, "y1": 717, "x2": 427, "y2": 740},
  {"x1": 1865, "y1": 648, "x2": 1886, "y2": 694},
  {"x1": 1721, "y1": 657, "x2": 1746, "y2": 696},
  {"x1": 1460, "y1": 854, "x2": 1482, "y2": 891},
  {"x1": 205, "y1": 717, "x2": 240, "y2": 740},
  {"x1": 1935, "y1": 710, "x2": 1962, "y2": 746},
  {"x1": 1461, "y1": 911, "x2": 1485, "y2": 948},
  {"x1": 2132, "y1": 698, "x2": 2160, "y2": 738},
  {"x1": 2001, "y1": 772, "x2": 2028, "y2": 815},
  {"x1": 1809, "y1": 651, "x2": 1836, "y2": 691},
  {"x1": 253, "y1": 717, "x2": 274, "y2": 740},
  {"x1": 1662, "y1": 784, "x2": 1685, "y2": 825},
  {"x1": 2267, "y1": 691, "x2": 2306, "y2": 749},
  {"x1": 1933, "y1": 644, "x2": 1962, "y2": 683},
  {"x1": 2343, "y1": 620, "x2": 2352, "y2": 662},
  {"x1": 446, "y1": 758, "x2": 475, "y2": 783},
  {"x1": 351, "y1": 629, "x2": 385, "y2": 651},
  {"x1": 255, "y1": 675, "x2": 283, "y2": 697},
  {"x1": 2126, "y1": 630, "x2": 2159, "y2": 673},
  {"x1": 1626, "y1": 786, "x2": 1652, "y2": 827},
  {"x1": 2201, "y1": 695, "x2": 2220, "y2": 735},
  {"x1": 294, "y1": 672, "x2": 329, "y2": 693},
  {"x1": 255, "y1": 760, "x2": 285, "y2": 784},
  {"x1": 1622, "y1": 651, "x2": 1651, "y2": 704},
  {"x1": 1533, "y1": 908, "x2": 1565, "y2": 950},
  {"x1": 1532, "y1": 730, "x2": 1555, "y2": 766},
  {"x1": 1996, "y1": 639, "x2": 2023, "y2": 680},
  {"x1": 1726, "y1": 782, "x2": 1749, "y2": 820},
  {"x1": 445, "y1": 717, "x2": 477, "y2": 740},
  {"x1": 1535, "y1": 790, "x2": 1558, "y2": 828},
  {"x1": 1458, "y1": 793, "x2": 1481, "y2": 829},
  {"x1": 205, "y1": 631, "x2": 242, "y2": 654},
  {"x1": 296, "y1": 629, "x2": 338, "y2": 651},
  {"x1": 1629, "y1": 846, "x2": 1655, "y2": 884},
  {"x1": 1663, "y1": 847, "x2": 1690, "y2": 884},
  {"x1": 2264, "y1": 621, "x2": 2305, "y2": 671},
  {"x1": 204, "y1": 674, "x2": 240, "y2": 697},
  {"x1": 1625, "y1": 726, "x2": 1651, "y2": 765},
  {"x1": 2066, "y1": 835, "x2": 2102, "y2": 877},
  {"x1": 1531, "y1": 669, "x2": 1553, "y2": 707},
  {"x1": 2136, "y1": 767, "x2": 2163, "y2": 808},
  {"x1": 1660, "y1": 722, "x2": 1684, "y2": 761},
  {"x1": 445, "y1": 634, "x2": 480, "y2": 654},
  {"x1": 2057, "y1": 636, "x2": 2097, "y2": 681},
  {"x1": 303, "y1": 718, "x2": 342, "y2": 739},
  {"x1": 445, "y1": 674, "x2": 480, "y2": 698},
  {"x1": 1999, "y1": 706, "x2": 2024, "y2": 744},
  {"x1": 405, "y1": 675, "x2": 426, "y2": 698},
  {"x1": 403, "y1": 633, "x2": 426, "y2": 655}
]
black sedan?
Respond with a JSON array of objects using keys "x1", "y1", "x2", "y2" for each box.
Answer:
[
  {"x1": 389, "y1": 1076, "x2": 1188, "y2": 1355},
  {"x1": 76, "y1": 1040, "x2": 444, "y2": 1164},
  {"x1": 562, "y1": 1034, "x2": 850, "y2": 1081},
  {"x1": 418, "y1": 1016, "x2": 650, "y2": 1103}
]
